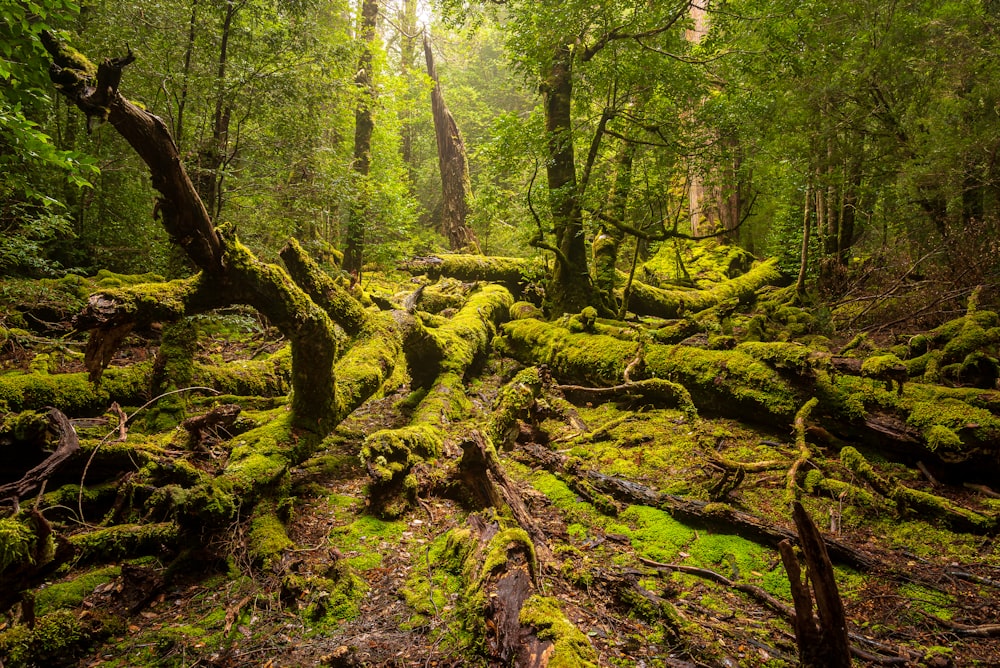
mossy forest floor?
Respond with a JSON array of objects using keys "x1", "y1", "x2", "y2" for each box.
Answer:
[{"x1": 2, "y1": 267, "x2": 1000, "y2": 667}]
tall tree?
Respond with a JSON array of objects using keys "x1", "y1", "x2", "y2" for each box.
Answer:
[
  {"x1": 343, "y1": 0, "x2": 379, "y2": 276},
  {"x1": 424, "y1": 32, "x2": 476, "y2": 250}
]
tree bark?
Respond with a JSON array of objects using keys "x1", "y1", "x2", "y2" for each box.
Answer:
[
  {"x1": 424, "y1": 33, "x2": 477, "y2": 250},
  {"x1": 44, "y1": 35, "x2": 340, "y2": 432},
  {"x1": 542, "y1": 45, "x2": 595, "y2": 315},
  {"x1": 343, "y1": 0, "x2": 379, "y2": 276}
]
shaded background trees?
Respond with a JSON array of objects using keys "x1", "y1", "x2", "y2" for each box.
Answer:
[{"x1": 3, "y1": 0, "x2": 998, "y2": 322}]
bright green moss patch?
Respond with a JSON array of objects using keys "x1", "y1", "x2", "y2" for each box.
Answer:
[
  {"x1": 34, "y1": 566, "x2": 121, "y2": 616},
  {"x1": 519, "y1": 595, "x2": 598, "y2": 667},
  {"x1": 330, "y1": 514, "x2": 407, "y2": 571},
  {"x1": 0, "y1": 517, "x2": 38, "y2": 574}
]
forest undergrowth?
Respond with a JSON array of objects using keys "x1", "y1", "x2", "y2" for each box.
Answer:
[{"x1": 1, "y1": 244, "x2": 1000, "y2": 668}]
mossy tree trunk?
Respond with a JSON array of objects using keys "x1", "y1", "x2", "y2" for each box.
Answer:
[
  {"x1": 44, "y1": 35, "x2": 340, "y2": 432},
  {"x1": 541, "y1": 45, "x2": 597, "y2": 315},
  {"x1": 592, "y1": 142, "x2": 634, "y2": 309}
]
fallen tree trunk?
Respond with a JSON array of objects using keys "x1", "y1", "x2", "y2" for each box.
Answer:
[
  {"x1": 624, "y1": 258, "x2": 783, "y2": 319},
  {"x1": 400, "y1": 254, "x2": 544, "y2": 295},
  {"x1": 360, "y1": 285, "x2": 512, "y2": 515},
  {"x1": 500, "y1": 317, "x2": 1000, "y2": 475}
]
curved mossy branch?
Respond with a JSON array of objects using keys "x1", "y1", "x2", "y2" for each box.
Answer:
[
  {"x1": 74, "y1": 275, "x2": 229, "y2": 382},
  {"x1": 43, "y1": 32, "x2": 222, "y2": 273},
  {"x1": 44, "y1": 36, "x2": 341, "y2": 433},
  {"x1": 214, "y1": 229, "x2": 339, "y2": 432},
  {"x1": 279, "y1": 238, "x2": 369, "y2": 337},
  {"x1": 624, "y1": 257, "x2": 783, "y2": 319}
]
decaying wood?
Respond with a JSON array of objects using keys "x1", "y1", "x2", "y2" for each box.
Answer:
[
  {"x1": 424, "y1": 32, "x2": 476, "y2": 250},
  {"x1": 0, "y1": 408, "x2": 80, "y2": 503},
  {"x1": 459, "y1": 430, "x2": 552, "y2": 565},
  {"x1": 778, "y1": 501, "x2": 852, "y2": 668},
  {"x1": 181, "y1": 403, "x2": 241, "y2": 448}
]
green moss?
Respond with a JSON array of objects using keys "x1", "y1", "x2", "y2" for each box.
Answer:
[
  {"x1": 0, "y1": 363, "x2": 151, "y2": 414},
  {"x1": 924, "y1": 424, "x2": 962, "y2": 452},
  {"x1": 518, "y1": 596, "x2": 598, "y2": 667},
  {"x1": 0, "y1": 609, "x2": 91, "y2": 667},
  {"x1": 480, "y1": 527, "x2": 535, "y2": 581},
  {"x1": 248, "y1": 503, "x2": 294, "y2": 568},
  {"x1": 861, "y1": 354, "x2": 903, "y2": 377},
  {"x1": 70, "y1": 523, "x2": 179, "y2": 564},
  {"x1": 0, "y1": 517, "x2": 36, "y2": 574},
  {"x1": 488, "y1": 366, "x2": 544, "y2": 448},
  {"x1": 330, "y1": 514, "x2": 407, "y2": 571},
  {"x1": 34, "y1": 566, "x2": 121, "y2": 616}
]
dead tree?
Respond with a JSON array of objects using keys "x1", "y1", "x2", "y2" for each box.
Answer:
[
  {"x1": 424, "y1": 31, "x2": 477, "y2": 250},
  {"x1": 43, "y1": 34, "x2": 342, "y2": 432}
]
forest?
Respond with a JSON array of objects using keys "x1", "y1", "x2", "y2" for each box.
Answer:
[{"x1": 2, "y1": 0, "x2": 1000, "y2": 666}]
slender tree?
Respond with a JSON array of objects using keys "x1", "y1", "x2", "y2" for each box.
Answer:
[{"x1": 343, "y1": 0, "x2": 379, "y2": 277}]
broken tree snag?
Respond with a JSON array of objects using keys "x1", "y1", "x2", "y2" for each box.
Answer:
[
  {"x1": 43, "y1": 33, "x2": 222, "y2": 273},
  {"x1": 424, "y1": 32, "x2": 477, "y2": 251},
  {"x1": 457, "y1": 514, "x2": 596, "y2": 666},
  {"x1": 624, "y1": 257, "x2": 783, "y2": 319},
  {"x1": 459, "y1": 430, "x2": 552, "y2": 565},
  {"x1": 181, "y1": 403, "x2": 241, "y2": 450},
  {"x1": 0, "y1": 408, "x2": 79, "y2": 503},
  {"x1": 778, "y1": 502, "x2": 851, "y2": 668}
]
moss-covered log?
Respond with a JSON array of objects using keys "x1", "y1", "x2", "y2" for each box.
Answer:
[
  {"x1": 498, "y1": 317, "x2": 804, "y2": 423},
  {"x1": 400, "y1": 254, "x2": 544, "y2": 295},
  {"x1": 361, "y1": 285, "x2": 513, "y2": 514},
  {"x1": 624, "y1": 257, "x2": 783, "y2": 319},
  {"x1": 501, "y1": 317, "x2": 1000, "y2": 473},
  {"x1": 840, "y1": 446, "x2": 995, "y2": 532},
  {"x1": 0, "y1": 350, "x2": 289, "y2": 415}
]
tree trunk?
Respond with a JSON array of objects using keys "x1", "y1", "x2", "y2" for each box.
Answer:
[
  {"x1": 398, "y1": 0, "x2": 418, "y2": 171},
  {"x1": 424, "y1": 33, "x2": 477, "y2": 250},
  {"x1": 343, "y1": 0, "x2": 379, "y2": 277},
  {"x1": 194, "y1": 0, "x2": 237, "y2": 221},
  {"x1": 542, "y1": 45, "x2": 595, "y2": 315},
  {"x1": 592, "y1": 143, "x2": 634, "y2": 307}
]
